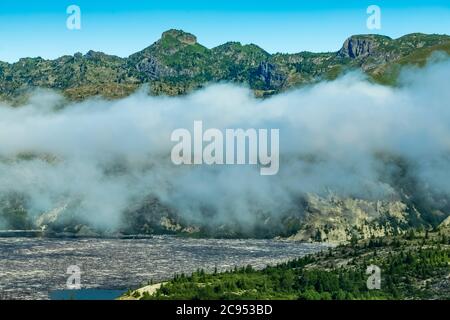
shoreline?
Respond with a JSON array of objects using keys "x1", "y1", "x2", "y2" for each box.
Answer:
[
  {"x1": 118, "y1": 283, "x2": 167, "y2": 300},
  {"x1": 0, "y1": 231, "x2": 339, "y2": 244}
]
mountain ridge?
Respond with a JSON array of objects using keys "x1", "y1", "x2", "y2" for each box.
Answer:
[{"x1": 1, "y1": 29, "x2": 450, "y2": 102}]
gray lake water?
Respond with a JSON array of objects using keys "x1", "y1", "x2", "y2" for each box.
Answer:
[{"x1": 0, "y1": 236, "x2": 327, "y2": 300}]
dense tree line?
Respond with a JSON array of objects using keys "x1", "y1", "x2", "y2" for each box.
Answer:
[{"x1": 141, "y1": 243, "x2": 449, "y2": 300}]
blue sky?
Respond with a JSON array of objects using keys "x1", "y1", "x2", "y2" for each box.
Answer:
[{"x1": 0, "y1": 0, "x2": 449, "y2": 62}]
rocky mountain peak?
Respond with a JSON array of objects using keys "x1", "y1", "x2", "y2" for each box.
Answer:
[{"x1": 161, "y1": 29, "x2": 197, "y2": 45}]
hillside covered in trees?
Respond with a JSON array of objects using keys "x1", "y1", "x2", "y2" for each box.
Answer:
[{"x1": 124, "y1": 229, "x2": 450, "y2": 300}]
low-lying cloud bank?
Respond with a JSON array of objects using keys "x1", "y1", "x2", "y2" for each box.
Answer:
[{"x1": 1, "y1": 58, "x2": 450, "y2": 231}]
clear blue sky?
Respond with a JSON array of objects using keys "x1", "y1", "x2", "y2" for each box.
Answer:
[{"x1": 0, "y1": 0, "x2": 449, "y2": 62}]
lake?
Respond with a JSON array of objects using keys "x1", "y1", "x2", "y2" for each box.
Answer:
[{"x1": 0, "y1": 236, "x2": 328, "y2": 300}]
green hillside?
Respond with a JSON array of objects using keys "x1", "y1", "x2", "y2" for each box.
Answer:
[{"x1": 125, "y1": 229, "x2": 450, "y2": 300}]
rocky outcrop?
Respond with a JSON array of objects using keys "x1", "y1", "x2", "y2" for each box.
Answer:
[
  {"x1": 438, "y1": 216, "x2": 450, "y2": 234},
  {"x1": 288, "y1": 194, "x2": 415, "y2": 243},
  {"x1": 134, "y1": 56, "x2": 173, "y2": 79},
  {"x1": 251, "y1": 61, "x2": 286, "y2": 89},
  {"x1": 337, "y1": 35, "x2": 391, "y2": 59},
  {"x1": 35, "y1": 203, "x2": 68, "y2": 229},
  {"x1": 161, "y1": 29, "x2": 197, "y2": 45}
]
